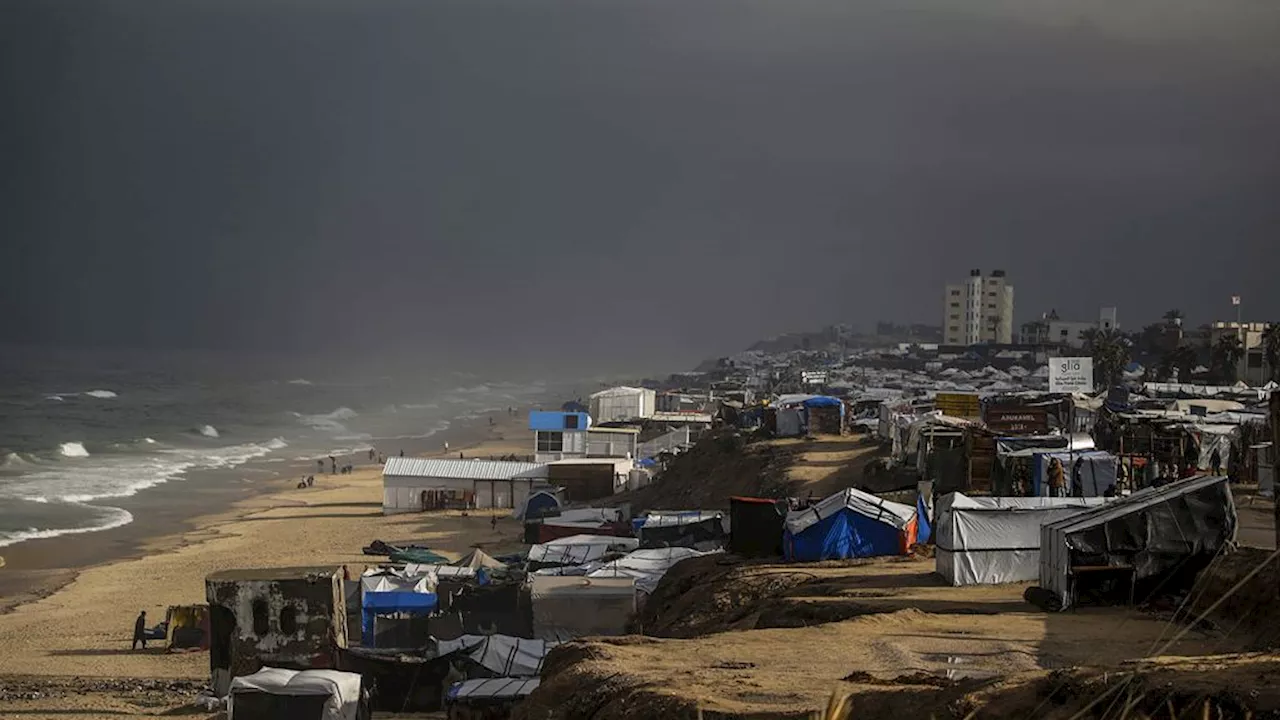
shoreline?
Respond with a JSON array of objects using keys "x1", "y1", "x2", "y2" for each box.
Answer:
[{"x1": 0, "y1": 408, "x2": 535, "y2": 617}]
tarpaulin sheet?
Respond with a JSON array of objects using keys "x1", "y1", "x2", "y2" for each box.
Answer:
[{"x1": 229, "y1": 667, "x2": 362, "y2": 720}]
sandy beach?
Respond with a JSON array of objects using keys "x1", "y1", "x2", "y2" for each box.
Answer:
[{"x1": 0, "y1": 413, "x2": 535, "y2": 687}]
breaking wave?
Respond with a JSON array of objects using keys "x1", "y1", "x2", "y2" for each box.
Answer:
[
  {"x1": 83, "y1": 390, "x2": 118, "y2": 399},
  {"x1": 0, "y1": 505, "x2": 135, "y2": 548},
  {"x1": 199, "y1": 425, "x2": 220, "y2": 438},
  {"x1": 59, "y1": 442, "x2": 90, "y2": 458},
  {"x1": 287, "y1": 378, "x2": 313, "y2": 385},
  {"x1": 295, "y1": 407, "x2": 359, "y2": 435}
]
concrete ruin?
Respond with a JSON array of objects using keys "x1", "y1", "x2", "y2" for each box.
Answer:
[{"x1": 205, "y1": 566, "x2": 348, "y2": 696}]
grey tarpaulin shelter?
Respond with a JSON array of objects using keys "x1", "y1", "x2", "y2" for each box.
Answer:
[
  {"x1": 1038, "y1": 474, "x2": 1237, "y2": 610},
  {"x1": 935, "y1": 493, "x2": 1109, "y2": 586},
  {"x1": 229, "y1": 667, "x2": 366, "y2": 720}
]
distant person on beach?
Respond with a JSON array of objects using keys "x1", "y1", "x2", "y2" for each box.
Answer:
[
  {"x1": 307, "y1": 475, "x2": 314, "y2": 487},
  {"x1": 329, "y1": 456, "x2": 336, "y2": 474},
  {"x1": 443, "y1": 442, "x2": 450, "y2": 453},
  {"x1": 368, "y1": 449, "x2": 375, "y2": 462},
  {"x1": 317, "y1": 459, "x2": 324, "y2": 473},
  {"x1": 132, "y1": 611, "x2": 148, "y2": 650},
  {"x1": 491, "y1": 515, "x2": 497, "y2": 531},
  {"x1": 399, "y1": 449, "x2": 404, "y2": 457}
]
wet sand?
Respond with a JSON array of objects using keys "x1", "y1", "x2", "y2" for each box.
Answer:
[{"x1": 0, "y1": 412, "x2": 534, "y2": 680}]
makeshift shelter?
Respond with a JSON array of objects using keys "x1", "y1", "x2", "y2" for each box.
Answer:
[
  {"x1": 360, "y1": 571, "x2": 439, "y2": 648},
  {"x1": 228, "y1": 667, "x2": 367, "y2": 720},
  {"x1": 1031, "y1": 451, "x2": 1119, "y2": 497},
  {"x1": 165, "y1": 604, "x2": 210, "y2": 651},
  {"x1": 1038, "y1": 475, "x2": 1237, "y2": 610},
  {"x1": 446, "y1": 678, "x2": 541, "y2": 717},
  {"x1": 635, "y1": 511, "x2": 726, "y2": 550},
  {"x1": 529, "y1": 576, "x2": 636, "y2": 640},
  {"x1": 934, "y1": 493, "x2": 1109, "y2": 586},
  {"x1": 436, "y1": 634, "x2": 554, "y2": 677},
  {"x1": 586, "y1": 547, "x2": 718, "y2": 595},
  {"x1": 517, "y1": 489, "x2": 563, "y2": 520},
  {"x1": 729, "y1": 497, "x2": 786, "y2": 557},
  {"x1": 783, "y1": 488, "x2": 918, "y2": 562},
  {"x1": 526, "y1": 534, "x2": 639, "y2": 569},
  {"x1": 452, "y1": 549, "x2": 506, "y2": 571}
]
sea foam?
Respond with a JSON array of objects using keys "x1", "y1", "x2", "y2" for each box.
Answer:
[
  {"x1": 83, "y1": 390, "x2": 118, "y2": 399},
  {"x1": 59, "y1": 442, "x2": 90, "y2": 458},
  {"x1": 199, "y1": 425, "x2": 220, "y2": 438}
]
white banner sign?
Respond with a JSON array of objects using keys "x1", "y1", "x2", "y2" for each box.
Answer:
[{"x1": 1049, "y1": 357, "x2": 1094, "y2": 393}]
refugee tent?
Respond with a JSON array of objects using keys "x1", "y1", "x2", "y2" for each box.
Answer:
[
  {"x1": 783, "y1": 488, "x2": 918, "y2": 562},
  {"x1": 446, "y1": 678, "x2": 540, "y2": 716},
  {"x1": 436, "y1": 634, "x2": 555, "y2": 677},
  {"x1": 1031, "y1": 451, "x2": 1118, "y2": 497},
  {"x1": 228, "y1": 667, "x2": 366, "y2": 720},
  {"x1": 453, "y1": 548, "x2": 506, "y2": 571},
  {"x1": 934, "y1": 493, "x2": 1109, "y2": 586},
  {"x1": 729, "y1": 496, "x2": 786, "y2": 557},
  {"x1": 529, "y1": 575, "x2": 636, "y2": 640},
  {"x1": 518, "y1": 489, "x2": 563, "y2": 520},
  {"x1": 1038, "y1": 474, "x2": 1237, "y2": 610},
  {"x1": 526, "y1": 534, "x2": 639, "y2": 568},
  {"x1": 586, "y1": 547, "x2": 718, "y2": 594},
  {"x1": 360, "y1": 570, "x2": 439, "y2": 648},
  {"x1": 635, "y1": 511, "x2": 726, "y2": 550}
]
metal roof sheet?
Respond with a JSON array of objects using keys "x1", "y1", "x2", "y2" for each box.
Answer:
[{"x1": 382, "y1": 457, "x2": 548, "y2": 481}]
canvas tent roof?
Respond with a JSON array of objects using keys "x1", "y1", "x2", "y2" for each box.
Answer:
[
  {"x1": 526, "y1": 534, "x2": 639, "y2": 565},
  {"x1": 1039, "y1": 474, "x2": 1237, "y2": 609},
  {"x1": 935, "y1": 493, "x2": 1109, "y2": 586},
  {"x1": 453, "y1": 548, "x2": 506, "y2": 570},
  {"x1": 448, "y1": 678, "x2": 541, "y2": 702},
  {"x1": 229, "y1": 667, "x2": 362, "y2": 720},
  {"x1": 360, "y1": 569, "x2": 436, "y2": 594},
  {"x1": 785, "y1": 488, "x2": 915, "y2": 536},
  {"x1": 585, "y1": 547, "x2": 718, "y2": 594},
  {"x1": 436, "y1": 634, "x2": 555, "y2": 677}
]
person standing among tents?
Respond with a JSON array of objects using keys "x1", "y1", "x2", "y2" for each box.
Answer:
[
  {"x1": 1210, "y1": 448, "x2": 1222, "y2": 476},
  {"x1": 1048, "y1": 457, "x2": 1067, "y2": 498},
  {"x1": 132, "y1": 610, "x2": 148, "y2": 650}
]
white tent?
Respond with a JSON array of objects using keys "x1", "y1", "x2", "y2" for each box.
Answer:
[
  {"x1": 229, "y1": 668, "x2": 362, "y2": 720},
  {"x1": 934, "y1": 493, "x2": 1109, "y2": 586},
  {"x1": 586, "y1": 547, "x2": 718, "y2": 594},
  {"x1": 526, "y1": 534, "x2": 639, "y2": 565}
]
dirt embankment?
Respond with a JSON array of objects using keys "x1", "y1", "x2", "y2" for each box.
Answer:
[
  {"x1": 617, "y1": 430, "x2": 800, "y2": 512},
  {"x1": 1189, "y1": 546, "x2": 1280, "y2": 650}
]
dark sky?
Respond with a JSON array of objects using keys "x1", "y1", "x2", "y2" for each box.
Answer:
[{"x1": 3, "y1": 0, "x2": 1278, "y2": 372}]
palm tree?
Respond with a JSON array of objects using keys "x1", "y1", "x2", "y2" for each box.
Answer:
[
  {"x1": 1263, "y1": 323, "x2": 1280, "y2": 383},
  {"x1": 1163, "y1": 309, "x2": 1184, "y2": 327},
  {"x1": 1169, "y1": 344, "x2": 1197, "y2": 382},
  {"x1": 1083, "y1": 328, "x2": 1131, "y2": 389},
  {"x1": 1211, "y1": 334, "x2": 1245, "y2": 385}
]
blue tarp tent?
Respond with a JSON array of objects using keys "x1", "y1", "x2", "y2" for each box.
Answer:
[
  {"x1": 783, "y1": 488, "x2": 918, "y2": 562},
  {"x1": 521, "y1": 490, "x2": 562, "y2": 520},
  {"x1": 915, "y1": 494, "x2": 932, "y2": 545},
  {"x1": 360, "y1": 571, "x2": 439, "y2": 648}
]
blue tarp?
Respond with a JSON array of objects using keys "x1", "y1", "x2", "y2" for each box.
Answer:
[
  {"x1": 523, "y1": 491, "x2": 561, "y2": 520},
  {"x1": 801, "y1": 396, "x2": 843, "y2": 409},
  {"x1": 361, "y1": 591, "x2": 438, "y2": 647},
  {"x1": 784, "y1": 510, "x2": 903, "y2": 561},
  {"x1": 916, "y1": 495, "x2": 932, "y2": 545}
]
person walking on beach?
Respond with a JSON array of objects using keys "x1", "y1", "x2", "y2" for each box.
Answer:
[
  {"x1": 490, "y1": 514, "x2": 497, "y2": 532},
  {"x1": 399, "y1": 449, "x2": 404, "y2": 457},
  {"x1": 132, "y1": 611, "x2": 148, "y2": 650},
  {"x1": 329, "y1": 455, "x2": 336, "y2": 474},
  {"x1": 317, "y1": 459, "x2": 324, "y2": 474}
]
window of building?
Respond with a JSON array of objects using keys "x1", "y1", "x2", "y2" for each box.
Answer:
[
  {"x1": 949, "y1": 326, "x2": 959, "y2": 333},
  {"x1": 988, "y1": 291, "x2": 997, "y2": 297},
  {"x1": 987, "y1": 303, "x2": 996, "y2": 309},
  {"x1": 1060, "y1": 329, "x2": 1069, "y2": 337},
  {"x1": 949, "y1": 302, "x2": 959, "y2": 308},
  {"x1": 950, "y1": 290, "x2": 960, "y2": 296},
  {"x1": 563, "y1": 414, "x2": 580, "y2": 430},
  {"x1": 252, "y1": 600, "x2": 270, "y2": 637},
  {"x1": 949, "y1": 314, "x2": 959, "y2": 320},
  {"x1": 536, "y1": 431, "x2": 564, "y2": 453},
  {"x1": 279, "y1": 605, "x2": 298, "y2": 635}
]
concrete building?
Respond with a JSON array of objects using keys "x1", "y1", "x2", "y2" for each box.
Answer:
[
  {"x1": 1210, "y1": 321, "x2": 1274, "y2": 386},
  {"x1": 529, "y1": 411, "x2": 639, "y2": 463},
  {"x1": 1019, "y1": 308, "x2": 1120, "y2": 349},
  {"x1": 380, "y1": 457, "x2": 550, "y2": 513},
  {"x1": 589, "y1": 387, "x2": 656, "y2": 423},
  {"x1": 943, "y1": 269, "x2": 1014, "y2": 345}
]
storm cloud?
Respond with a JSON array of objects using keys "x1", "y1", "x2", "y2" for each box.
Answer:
[{"x1": 3, "y1": 0, "x2": 1278, "y2": 372}]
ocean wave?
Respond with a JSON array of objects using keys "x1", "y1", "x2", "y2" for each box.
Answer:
[
  {"x1": 59, "y1": 442, "x2": 90, "y2": 458},
  {"x1": 2, "y1": 452, "x2": 39, "y2": 469},
  {"x1": 0, "y1": 505, "x2": 134, "y2": 548},
  {"x1": 287, "y1": 378, "x2": 313, "y2": 385},
  {"x1": 199, "y1": 425, "x2": 220, "y2": 438},
  {"x1": 144, "y1": 437, "x2": 157, "y2": 444},
  {"x1": 295, "y1": 407, "x2": 359, "y2": 435},
  {"x1": 45, "y1": 394, "x2": 64, "y2": 402},
  {"x1": 83, "y1": 390, "x2": 118, "y2": 399}
]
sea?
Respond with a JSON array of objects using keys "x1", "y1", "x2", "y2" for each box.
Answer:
[{"x1": 0, "y1": 345, "x2": 560, "y2": 549}]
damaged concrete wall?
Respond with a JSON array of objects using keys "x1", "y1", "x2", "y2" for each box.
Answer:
[{"x1": 206, "y1": 569, "x2": 347, "y2": 683}]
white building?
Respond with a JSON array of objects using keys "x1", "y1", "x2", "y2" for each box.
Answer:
[
  {"x1": 1020, "y1": 307, "x2": 1121, "y2": 349},
  {"x1": 588, "y1": 387, "x2": 655, "y2": 423},
  {"x1": 381, "y1": 457, "x2": 550, "y2": 514},
  {"x1": 943, "y1": 269, "x2": 1014, "y2": 346},
  {"x1": 536, "y1": 426, "x2": 639, "y2": 464},
  {"x1": 1210, "y1": 321, "x2": 1274, "y2": 386}
]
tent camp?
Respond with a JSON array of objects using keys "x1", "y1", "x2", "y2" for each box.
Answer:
[
  {"x1": 360, "y1": 570, "x2": 438, "y2": 648},
  {"x1": 934, "y1": 493, "x2": 1109, "y2": 586},
  {"x1": 1030, "y1": 451, "x2": 1118, "y2": 497},
  {"x1": 436, "y1": 634, "x2": 554, "y2": 677},
  {"x1": 1038, "y1": 474, "x2": 1237, "y2": 610},
  {"x1": 783, "y1": 488, "x2": 918, "y2": 562},
  {"x1": 585, "y1": 547, "x2": 718, "y2": 595},
  {"x1": 228, "y1": 667, "x2": 367, "y2": 720},
  {"x1": 729, "y1": 497, "x2": 786, "y2": 557}
]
